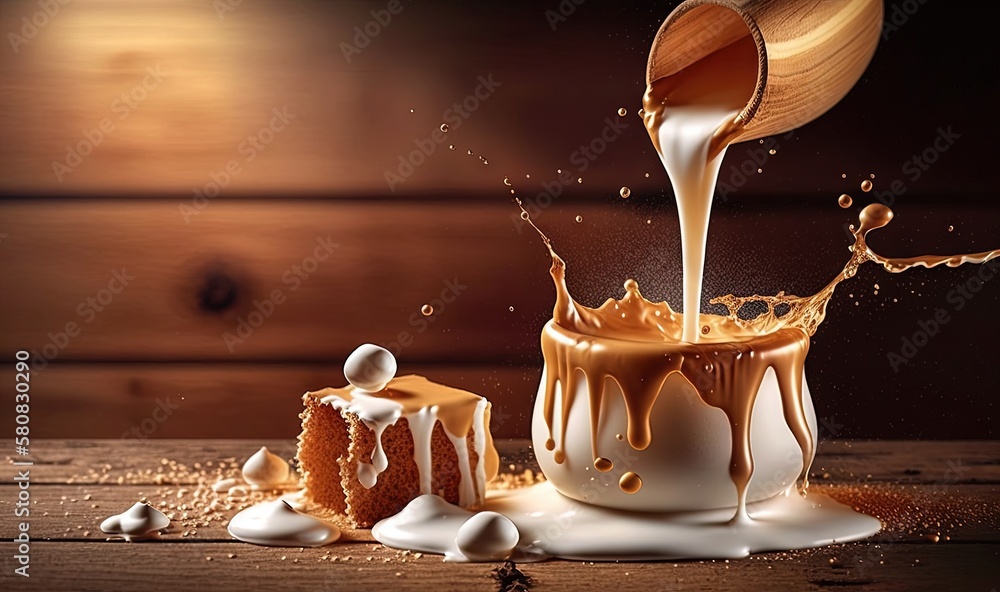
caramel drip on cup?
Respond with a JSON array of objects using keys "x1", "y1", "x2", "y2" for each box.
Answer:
[{"x1": 531, "y1": 202, "x2": 998, "y2": 521}]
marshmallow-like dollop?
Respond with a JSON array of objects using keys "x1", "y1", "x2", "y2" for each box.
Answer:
[
  {"x1": 455, "y1": 511, "x2": 519, "y2": 562},
  {"x1": 343, "y1": 343, "x2": 397, "y2": 392},
  {"x1": 242, "y1": 446, "x2": 291, "y2": 489},
  {"x1": 100, "y1": 502, "x2": 170, "y2": 541},
  {"x1": 228, "y1": 500, "x2": 341, "y2": 547}
]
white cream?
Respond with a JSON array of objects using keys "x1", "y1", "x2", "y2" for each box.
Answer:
[
  {"x1": 228, "y1": 500, "x2": 341, "y2": 547},
  {"x1": 242, "y1": 446, "x2": 291, "y2": 489},
  {"x1": 455, "y1": 511, "x2": 520, "y2": 562},
  {"x1": 322, "y1": 392, "x2": 403, "y2": 489},
  {"x1": 319, "y1": 383, "x2": 493, "y2": 506},
  {"x1": 374, "y1": 483, "x2": 881, "y2": 562},
  {"x1": 100, "y1": 502, "x2": 170, "y2": 541}
]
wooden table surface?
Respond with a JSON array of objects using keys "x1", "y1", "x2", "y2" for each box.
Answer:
[{"x1": 2, "y1": 439, "x2": 998, "y2": 592}]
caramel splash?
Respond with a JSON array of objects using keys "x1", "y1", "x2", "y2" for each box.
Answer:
[
  {"x1": 710, "y1": 204, "x2": 1000, "y2": 335},
  {"x1": 520, "y1": 200, "x2": 999, "y2": 522}
]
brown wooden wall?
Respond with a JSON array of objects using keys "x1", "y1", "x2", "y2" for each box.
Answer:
[{"x1": 1, "y1": 0, "x2": 998, "y2": 440}]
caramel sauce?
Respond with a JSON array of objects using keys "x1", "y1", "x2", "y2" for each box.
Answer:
[{"x1": 520, "y1": 200, "x2": 998, "y2": 519}]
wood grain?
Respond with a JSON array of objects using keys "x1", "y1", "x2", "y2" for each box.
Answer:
[
  {"x1": 0, "y1": 439, "x2": 998, "y2": 592},
  {"x1": 6, "y1": 440, "x2": 1000, "y2": 485},
  {"x1": 0, "y1": 364, "x2": 538, "y2": 439}
]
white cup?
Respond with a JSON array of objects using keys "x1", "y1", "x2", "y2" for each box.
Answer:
[{"x1": 531, "y1": 326, "x2": 817, "y2": 512}]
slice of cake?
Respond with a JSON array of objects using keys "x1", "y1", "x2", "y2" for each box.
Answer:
[{"x1": 297, "y1": 345, "x2": 499, "y2": 527}]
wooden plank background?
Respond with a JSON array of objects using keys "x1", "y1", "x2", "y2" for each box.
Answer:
[{"x1": 1, "y1": 0, "x2": 998, "y2": 440}]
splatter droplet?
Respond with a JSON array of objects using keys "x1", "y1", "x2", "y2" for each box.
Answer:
[
  {"x1": 420, "y1": 305, "x2": 433, "y2": 316},
  {"x1": 619, "y1": 187, "x2": 631, "y2": 199},
  {"x1": 838, "y1": 194, "x2": 853, "y2": 209},
  {"x1": 619, "y1": 472, "x2": 642, "y2": 494},
  {"x1": 503, "y1": 177, "x2": 511, "y2": 187},
  {"x1": 861, "y1": 179, "x2": 873, "y2": 192},
  {"x1": 594, "y1": 457, "x2": 613, "y2": 472},
  {"x1": 701, "y1": 325, "x2": 711, "y2": 335},
  {"x1": 440, "y1": 124, "x2": 449, "y2": 133},
  {"x1": 520, "y1": 211, "x2": 530, "y2": 221}
]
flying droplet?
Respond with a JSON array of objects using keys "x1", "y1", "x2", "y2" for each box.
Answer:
[
  {"x1": 503, "y1": 177, "x2": 511, "y2": 187},
  {"x1": 948, "y1": 225, "x2": 954, "y2": 232},
  {"x1": 769, "y1": 149, "x2": 776, "y2": 155},
  {"x1": 838, "y1": 194, "x2": 853, "y2": 209},
  {"x1": 420, "y1": 304, "x2": 433, "y2": 316},
  {"x1": 483, "y1": 159, "x2": 488, "y2": 165},
  {"x1": 520, "y1": 211, "x2": 529, "y2": 221},
  {"x1": 644, "y1": 172, "x2": 650, "y2": 178},
  {"x1": 617, "y1": 107, "x2": 627, "y2": 117},
  {"x1": 870, "y1": 173, "x2": 876, "y2": 179},
  {"x1": 594, "y1": 457, "x2": 614, "y2": 472},
  {"x1": 467, "y1": 150, "x2": 473, "y2": 156},
  {"x1": 577, "y1": 178, "x2": 582, "y2": 184},
  {"x1": 841, "y1": 173, "x2": 847, "y2": 179},
  {"x1": 409, "y1": 109, "x2": 414, "y2": 113},
  {"x1": 508, "y1": 306, "x2": 514, "y2": 312},
  {"x1": 575, "y1": 215, "x2": 583, "y2": 223},
  {"x1": 619, "y1": 186, "x2": 631, "y2": 199},
  {"x1": 440, "y1": 124, "x2": 449, "y2": 133},
  {"x1": 861, "y1": 179, "x2": 873, "y2": 192},
  {"x1": 448, "y1": 144, "x2": 455, "y2": 151},
  {"x1": 646, "y1": 219, "x2": 651, "y2": 225},
  {"x1": 757, "y1": 168, "x2": 762, "y2": 174}
]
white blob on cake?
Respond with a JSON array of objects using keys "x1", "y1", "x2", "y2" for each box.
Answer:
[{"x1": 344, "y1": 344, "x2": 397, "y2": 392}]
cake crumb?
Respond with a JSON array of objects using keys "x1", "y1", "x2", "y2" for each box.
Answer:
[{"x1": 491, "y1": 560, "x2": 534, "y2": 592}]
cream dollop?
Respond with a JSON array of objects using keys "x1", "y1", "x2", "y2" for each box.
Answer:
[
  {"x1": 227, "y1": 500, "x2": 341, "y2": 547},
  {"x1": 455, "y1": 511, "x2": 519, "y2": 562},
  {"x1": 100, "y1": 502, "x2": 170, "y2": 541},
  {"x1": 242, "y1": 446, "x2": 291, "y2": 489},
  {"x1": 343, "y1": 343, "x2": 397, "y2": 392}
]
